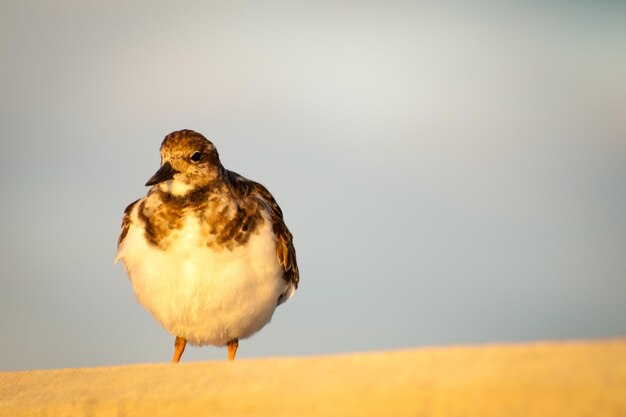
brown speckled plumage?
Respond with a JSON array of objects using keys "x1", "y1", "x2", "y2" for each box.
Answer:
[{"x1": 118, "y1": 199, "x2": 139, "y2": 246}]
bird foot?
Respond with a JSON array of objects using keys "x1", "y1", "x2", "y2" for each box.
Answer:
[{"x1": 227, "y1": 339, "x2": 239, "y2": 361}]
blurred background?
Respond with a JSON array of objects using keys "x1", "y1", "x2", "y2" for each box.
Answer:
[{"x1": 1, "y1": 1, "x2": 625, "y2": 371}]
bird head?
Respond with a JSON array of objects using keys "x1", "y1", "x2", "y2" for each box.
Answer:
[{"x1": 145, "y1": 130, "x2": 222, "y2": 196}]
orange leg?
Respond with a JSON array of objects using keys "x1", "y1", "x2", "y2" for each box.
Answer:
[
  {"x1": 172, "y1": 336, "x2": 187, "y2": 363},
  {"x1": 227, "y1": 339, "x2": 239, "y2": 361}
]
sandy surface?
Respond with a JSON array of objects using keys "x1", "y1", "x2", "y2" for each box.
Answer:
[{"x1": 1, "y1": 339, "x2": 625, "y2": 416}]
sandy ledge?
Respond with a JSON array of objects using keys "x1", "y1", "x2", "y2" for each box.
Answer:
[{"x1": 1, "y1": 339, "x2": 625, "y2": 417}]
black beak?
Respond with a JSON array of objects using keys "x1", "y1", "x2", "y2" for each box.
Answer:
[{"x1": 145, "y1": 161, "x2": 179, "y2": 186}]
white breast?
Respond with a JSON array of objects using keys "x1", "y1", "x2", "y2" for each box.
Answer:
[{"x1": 116, "y1": 209, "x2": 290, "y2": 346}]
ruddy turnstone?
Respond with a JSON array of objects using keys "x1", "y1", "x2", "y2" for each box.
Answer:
[{"x1": 115, "y1": 130, "x2": 299, "y2": 362}]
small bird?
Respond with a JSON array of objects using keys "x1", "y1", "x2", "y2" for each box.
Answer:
[{"x1": 115, "y1": 130, "x2": 299, "y2": 362}]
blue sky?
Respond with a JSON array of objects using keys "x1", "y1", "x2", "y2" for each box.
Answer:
[{"x1": 1, "y1": 2, "x2": 625, "y2": 371}]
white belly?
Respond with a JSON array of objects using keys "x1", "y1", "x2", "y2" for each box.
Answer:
[{"x1": 116, "y1": 214, "x2": 289, "y2": 346}]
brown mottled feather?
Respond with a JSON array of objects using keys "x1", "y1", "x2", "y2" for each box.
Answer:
[
  {"x1": 118, "y1": 199, "x2": 139, "y2": 246},
  {"x1": 226, "y1": 170, "x2": 299, "y2": 289}
]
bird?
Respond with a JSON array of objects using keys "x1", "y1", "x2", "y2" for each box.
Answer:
[{"x1": 115, "y1": 129, "x2": 299, "y2": 362}]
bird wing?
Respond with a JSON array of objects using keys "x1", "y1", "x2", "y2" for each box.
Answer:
[
  {"x1": 227, "y1": 171, "x2": 299, "y2": 289},
  {"x1": 118, "y1": 199, "x2": 140, "y2": 247}
]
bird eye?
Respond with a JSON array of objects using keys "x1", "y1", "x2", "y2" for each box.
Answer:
[{"x1": 190, "y1": 152, "x2": 202, "y2": 162}]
